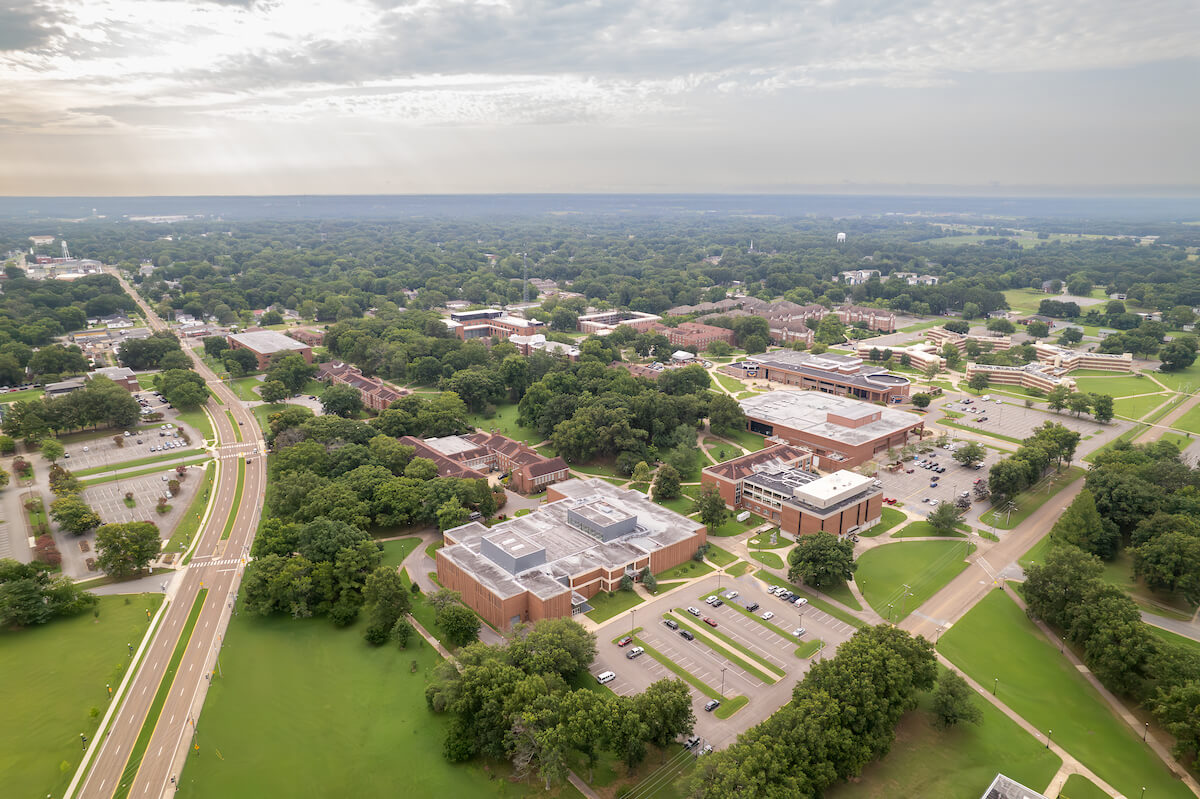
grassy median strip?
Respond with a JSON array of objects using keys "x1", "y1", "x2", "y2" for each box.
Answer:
[
  {"x1": 795, "y1": 639, "x2": 823, "y2": 658},
  {"x1": 680, "y1": 602, "x2": 789, "y2": 676},
  {"x1": 80, "y1": 457, "x2": 211, "y2": 487},
  {"x1": 666, "y1": 612, "x2": 778, "y2": 684},
  {"x1": 113, "y1": 588, "x2": 208, "y2": 799},
  {"x1": 631, "y1": 635, "x2": 723, "y2": 701},
  {"x1": 754, "y1": 570, "x2": 866, "y2": 629},
  {"x1": 72, "y1": 449, "x2": 207, "y2": 477},
  {"x1": 710, "y1": 592, "x2": 807, "y2": 648},
  {"x1": 937, "y1": 419, "x2": 1025, "y2": 445},
  {"x1": 220, "y1": 459, "x2": 245, "y2": 540},
  {"x1": 164, "y1": 462, "x2": 216, "y2": 554},
  {"x1": 713, "y1": 695, "x2": 748, "y2": 719},
  {"x1": 226, "y1": 410, "x2": 242, "y2": 442}
]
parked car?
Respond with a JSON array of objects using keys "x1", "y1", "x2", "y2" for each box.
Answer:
[
  {"x1": 625, "y1": 647, "x2": 645, "y2": 660},
  {"x1": 724, "y1": 590, "x2": 738, "y2": 599},
  {"x1": 703, "y1": 617, "x2": 718, "y2": 627},
  {"x1": 616, "y1": 636, "x2": 633, "y2": 647},
  {"x1": 794, "y1": 597, "x2": 808, "y2": 607},
  {"x1": 663, "y1": 619, "x2": 679, "y2": 630},
  {"x1": 684, "y1": 736, "x2": 700, "y2": 750},
  {"x1": 686, "y1": 606, "x2": 702, "y2": 617},
  {"x1": 704, "y1": 595, "x2": 717, "y2": 605},
  {"x1": 761, "y1": 611, "x2": 775, "y2": 620},
  {"x1": 793, "y1": 627, "x2": 807, "y2": 637},
  {"x1": 704, "y1": 700, "x2": 721, "y2": 712},
  {"x1": 679, "y1": 629, "x2": 695, "y2": 641},
  {"x1": 711, "y1": 599, "x2": 723, "y2": 607},
  {"x1": 745, "y1": 602, "x2": 759, "y2": 612}
]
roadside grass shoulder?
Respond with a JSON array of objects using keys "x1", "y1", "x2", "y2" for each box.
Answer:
[
  {"x1": 856, "y1": 540, "x2": 972, "y2": 622},
  {"x1": 73, "y1": 449, "x2": 207, "y2": 476},
  {"x1": 978, "y1": 466, "x2": 1084, "y2": 529},
  {"x1": 220, "y1": 458, "x2": 246, "y2": 540},
  {"x1": 380, "y1": 537, "x2": 422, "y2": 569},
  {"x1": 939, "y1": 590, "x2": 1190, "y2": 799},
  {"x1": 164, "y1": 462, "x2": 215, "y2": 554}
]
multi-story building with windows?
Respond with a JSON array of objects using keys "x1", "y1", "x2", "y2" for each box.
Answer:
[{"x1": 728, "y1": 351, "x2": 912, "y2": 403}]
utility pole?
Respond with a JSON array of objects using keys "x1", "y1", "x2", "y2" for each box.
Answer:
[{"x1": 522, "y1": 251, "x2": 529, "y2": 303}]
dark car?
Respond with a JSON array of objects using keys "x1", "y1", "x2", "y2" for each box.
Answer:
[
  {"x1": 616, "y1": 636, "x2": 633, "y2": 647},
  {"x1": 663, "y1": 619, "x2": 679, "y2": 630},
  {"x1": 711, "y1": 599, "x2": 723, "y2": 607},
  {"x1": 679, "y1": 629, "x2": 695, "y2": 641},
  {"x1": 704, "y1": 700, "x2": 721, "y2": 712},
  {"x1": 684, "y1": 736, "x2": 700, "y2": 749},
  {"x1": 745, "y1": 602, "x2": 760, "y2": 612}
]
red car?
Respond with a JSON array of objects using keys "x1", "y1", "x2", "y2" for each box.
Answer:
[
  {"x1": 616, "y1": 636, "x2": 633, "y2": 647},
  {"x1": 703, "y1": 617, "x2": 718, "y2": 628}
]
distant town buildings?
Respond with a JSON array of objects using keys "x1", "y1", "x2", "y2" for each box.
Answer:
[
  {"x1": 889, "y1": 272, "x2": 940, "y2": 286},
  {"x1": 508, "y1": 333, "x2": 580, "y2": 361},
  {"x1": 838, "y1": 269, "x2": 881, "y2": 285},
  {"x1": 89, "y1": 366, "x2": 139, "y2": 392},
  {"x1": 226, "y1": 330, "x2": 312, "y2": 370},
  {"x1": 665, "y1": 297, "x2": 896, "y2": 336},
  {"x1": 739, "y1": 391, "x2": 925, "y2": 468},
  {"x1": 436, "y1": 478, "x2": 706, "y2": 630}
]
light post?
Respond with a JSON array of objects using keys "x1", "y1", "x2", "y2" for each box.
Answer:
[
  {"x1": 887, "y1": 603, "x2": 894, "y2": 623},
  {"x1": 630, "y1": 609, "x2": 636, "y2": 634},
  {"x1": 127, "y1": 642, "x2": 133, "y2": 657},
  {"x1": 106, "y1": 683, "x2": 111, "y2": 701},
  {"x1": 720, "y1": 667, "x2": 727, "y2": 698},
  {"x1": 1046, "y1": 729, "x2": 1052, "y2": 749},
  {"x1": 1060, "y1": 636, "x2": 1065, "y2": 653},
  {"x1": 79, "y1": 733, "x2": 87, "y2": 750},
  {"x1": 993, "y1": 678, "x2": 998, "y2": 695},
  {"x1": 1141, "y1": 787, "x2": 1146, "y2": 799},
  {"x1": 1144, "y1": 722, "x2": 1149, "y2": 741}
]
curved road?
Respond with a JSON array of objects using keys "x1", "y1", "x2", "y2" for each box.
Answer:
[{"x1": 74, "y1": 272, "x2": 266, "y2": 799}]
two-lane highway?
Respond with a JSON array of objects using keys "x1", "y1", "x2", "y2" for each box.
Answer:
[{"x1": 75, "y1": 273, "x2": 268, "y2": 799}]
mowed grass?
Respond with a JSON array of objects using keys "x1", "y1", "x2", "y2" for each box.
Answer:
[
  {"x1": 1070, "y1": 374, "x2": 1156, "y2": 398},
  {"x1": 1112, "y1": 392, "x2": 1169, "y2": 420},
  {"x1": 466, "y1": 402, "x2": 545, "y2": 446},
  {"x1": 1169, "y1": 401, "x2": 1200, "y2": 435},
  {"x1": 380, "y1": 537, "x2": 422, "y2": 569},
  {"x1": 1059, "y1": 774, "x2": 1110, "y2": 799},
  {"x1": 0, "y1": 595, "x2": 163, "y2": 799},
  {"x1": 584, "y1": 590, "x2": 644, "y2": 622},
  {"x1": 715, "y1": 427, "x2": 768, "y2": 452},
  {"x1": 856, "y1": 541, "x2": 972, "y2": 622},
  {"x1": 227, "y1": 376, "x2": 263, "y2": 402},
  {"x1": 712, "y1": 371, "x2": 748, "y2": 393},
  {"x1": 175, "y1": 406, "x2": 214, "y2": 444},
  {"x1": 860, "y1": 506, "x2": 907, "y2": 538},
  {"x1": 891, "y1": 520, "x2": 967, "y2": 538},
  {"x1": 177, "y1": 611, "x2": 581, "y2": 799},
  {"x1": 978, "y1": 466, "x2": 1084, "y2": 530},
  {"x1": 1145, "y1": 363, "x2": 1200, "y2": 393},
  {"x1": 939, "y1": 590, "x2": 1191, "y2": 799},
  {"x1": 826, "y1": 671, "x2": 1060, "y2": 799}
]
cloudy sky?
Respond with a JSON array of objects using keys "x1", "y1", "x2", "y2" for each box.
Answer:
[{"x1": 1, "y1": 0, "x2": 1198, "y2": 195}]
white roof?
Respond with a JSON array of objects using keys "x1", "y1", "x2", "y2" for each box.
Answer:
[{"x1": 228, "y1": 330, "x2": 308, "y2": 354}]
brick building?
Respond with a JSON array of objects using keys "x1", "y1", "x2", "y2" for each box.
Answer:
[
  {"x1": 400, "y1": 432, "x2": 569, "y2": 494},
  {"x1": 443, "y1": 309, "x2": 544, "y2": 341},
  {"x1": 316, "y1": 361, "x2": 408, "y2": 411},
  {"x1": 1033, "y1": 343, "x2": 1133, "y2": 372},
  {"x1": 577, "y1": 310, "x2": 662, "y2": 334},
  {"x1": 651, "y1": 321, "x2": 736, "y2": 351},
  {"x1": 88, "y1": 365, "x2": 139, "y2": 392},
  {"x1": 925, "y1": 326, "x2": 1013, "y2": 354},
  {"x1": 226, "y1": 330, "x2": 313, "y2": 370},
  {"x1": 739, "y1": 391, "x2": 924, "y2": 468},
  {"x1": 728, "y1": 351, "x2": 912, "y2": 403},
  {"x1": 436, "y1": 479, "x2": 706, "y2": 630},
  {"x1": 288, "y1": 328, "x2": 325, "y2": 347},
  {"x1": 702, "y1": 446, "x2": 882, "y2": 537}
]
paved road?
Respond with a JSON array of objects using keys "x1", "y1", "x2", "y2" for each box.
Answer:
[{"x1": 75, "y1": 272, "x2": 267, "y2": 799}]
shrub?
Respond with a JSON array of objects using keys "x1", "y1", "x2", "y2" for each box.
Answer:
[
  {"x1": 33, "y1": 534, "x2": 61, "y2": 567},
  {"x1": 113, "y1": 435, "x2": 124, "y2": 448}
]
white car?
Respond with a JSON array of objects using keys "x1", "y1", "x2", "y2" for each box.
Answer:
[
  {"x1": 793, "y1": 627, "x2": 807, "y2": 637},
  {"x1": 704, "y1": 595, "x2": 717, "y2": 605},
  {"x1": 793, "y1": 597, "x2": 808, "y2": 607},
  {"x1": 724, "y1": 590, "x2": 738, "y2": 599},
  {"x1": 686, "y1": 606, "x2": 702, "y2": 617},
  {"x1": 767, "y1": 586, "x2": 780, "y2": 595},
  {"x1": 761, "y1": 611, "x2": 775, "y2": 621}
]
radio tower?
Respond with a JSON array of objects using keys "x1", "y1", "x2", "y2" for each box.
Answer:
[
  {"x1": 62, "y1": 240, "x2": 71, "y2": 260},
  {"x1": 522, "y1": 252, "x2": 529, "y2": 303}
]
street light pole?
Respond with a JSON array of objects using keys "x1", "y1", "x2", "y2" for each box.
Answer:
[
  {"x1": 1144, "y1": 722, "x2": 1149, "y2": 741},
  {"x1": 720, "y1": 667, "x2": 727, "y2": 698},
  {"x1": 1046, "y1": 729, "x2": 1052, "y2": 749},
  {"x1": 993, "y1": 678, "x2": 998, "y2": 695}
]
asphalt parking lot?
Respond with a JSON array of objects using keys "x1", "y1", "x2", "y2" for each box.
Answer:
[
  {"x1": 588, "y1": 575, "x2": 856, "y2": 742},
  {"x1": 941, "y1": 396, "x2": 1119, "y2": 441},
  {"x1": 875, "y1": 443, "x2": 998, "y2": 511},
  {"x1": 80, "y1": 467, "x2": 193, "y2": 532},
  {"x1": 61, "y1": 423, "x2": 195, "y2": 471}
]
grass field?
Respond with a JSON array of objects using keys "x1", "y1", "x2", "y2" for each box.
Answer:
[
  {"x1": 1070, "y1": 374, "x2": 1156, "y2": 398},
  {"x1": 177, "y1": 609, "x2": 580, "y2": 799},
  {"x1": 0, "y1": 387, "x2": 45, "y2": 403},
  {"x1": 251, "y1": 402, "x2": 289, "y2": 434},
  {"x1": 856, "y1": 541, "x2": 972, "y2": 622},
  {"x1": 380, "y1": 537, "x2": 421, "y2": 568},
  {"x1": 1002, "y1": 288, "x2": 1052, "y2": 313},
  {"x1": 176, "y1": 407, "x2": 214, "y2": 444},
  {"x1": 749, "y1": 550, "x2": 784, "y2": 568},
  {"x1": 725, "y1": 562, "x2": 751, "y2": 578},
  {"x1": 1058, "y1": 774, "x2": 1110, "y2": 799},
  {"x1": 705, "y1": 512, "x2": 764, "y2": 537},
  {"x1": 1169, "y1": 401, "x2": 1200, "y2": 434},
  {"x1": 821, "y1": 580, "x2": 863, "y2": 611},
  {"x1": 704, "y1": 544, "x2": 738, "y2": 567},
  {"x1": 898, "y1": 319, "x2": 943, "y2": 334},
  {"x1": 584, "y1": 589, "x2": 643, "y2": 622},
  {"x1": 978, "y1": 467, "x2": 1084, "y2": 530},
  {"x1": 860, "y1": 507, "x2": 908, "y2": 538},
  {"x1": 0, "y1": 594, "x2": 164, "y2": 799},
  {"x1": 655, "y1": 559, "x2": 713, "y2": 581},
  {"x1": 826, "y1": 674, "x2": 1061, "y2": 799},
  {"x1": 714, "y1": 427, "x2": 767, "y2": 452},
  {"x1": 712, "y1": 371, "x2": 748, "y2": 393},
  {"x1": 939, "y1": 590, "x2": 1191, "y2": 799},
  {"x1": 164, "y1": 461, "x2": 216, "y2": 554},
  {"x1": 466, "y1": 402, "x2": 544, "y2": 446},
  {"x1": 1112, "y1": 392, "x2": 1169, "y2": 420},
  {"x1": 1144, "y1": 363, "x2": 1200, "y2": 393},
  {"x1": 227, "y1": 376, "x2": 262, "y2": 402}
]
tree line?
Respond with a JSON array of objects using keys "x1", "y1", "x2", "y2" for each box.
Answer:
[{"x1": 986, "y1": 422, "x2": 1080, "y2": 500}]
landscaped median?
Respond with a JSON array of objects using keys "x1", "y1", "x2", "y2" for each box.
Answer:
[
  {"x1": 795, "y1": 639, "x2": 823, "y2": 658},
  {"x1": 72, "y1": 448, "x2": 208, "y2": 477},
  {"x1": 629, "y1": 635, "x2": 722, "y2": 701},
  {"x1": 80, "y1": 457, "x2": 211, "y2": 487},
  {"x1": 707, "y1": 591, "x2": 812, "y2": 653},
  {"x1": 666, "y1": 610, "x2": 785, "y2": 682},
  {"x1": 755, "y1": 570, "x2": 866, "y2": 629},
  {"x1": 220, "y1": 458, "x2": 246, "y2": 539}
]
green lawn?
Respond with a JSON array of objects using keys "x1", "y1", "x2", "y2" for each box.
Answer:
[
  {"x1": 220, "y1": 458, "x2": 245, "y2": 539},
  {"x1": 795, "y1": 640, "x2": 824, "y2": 658},
  {"x1": 1070, "y1": 374, "x2": 1155, "y2": 398},
  {"x1": 0, "y1": 387, "x2": 45, "y2": 403},
  {"x1": 856, "y1": 541, "x2": 972, "y2": 622},
  {"x1": 821, "y1": 580, "x2": 864, "y2": 611},
  {"x1": 655, "y1": 493, "x2": 696, "y2": 515},
  {"x1": 747, "y1": 530, "x2": 791, "y2": 549},
  {"x1": 978, "y1": 467, "x2": 1084, "y2": 530},
  {"x1": 713, "y1": 371, "x2": 748, "y2": 393},
  {"x1": 725, "y1": 562, "x2": 751, "y2": 578},
  {"x1": 80, "y1": 457, "x2": 211, "y2": 487},
  {"x1": 655, "y1": 560, "x2": 713, "y2": 581},
  {"x1": 898, "y1": 319, "x2": 943, "y2": 334},
  {"x1": 940, "y1": 591, "x2": 1190, "y2": 799},
  {"x1": 826, "y1": 672, "x2": 1061, "y2": 799},
  {"x1": 860, "y1": 506, "x2": 907, "y2": 538},
  {"x1": 380, "y1": 537, "x2": 422, "y2": 568},
  {"x1": 1147, "y1": 625, "x2": 1200, "y2": 657},
  {"x1": 1019, "y1": 533, "x2": 1054, "y2": 569},
  {"x1": 227, "y1": 376, "x2": 263, "y2": 402},
  {"x1": 1112, "y1": 392, "x2": 1169, "y2": 420},
  {"x1": 1058, "y1": 774, "x2": 1110, "y2": 799},
  {"x1": 1144, "y1": 363, "x2": 1200, "y2": 393},
  {"x1": 1002, "y1": 288, "x2": 1051, "y2": 313},
  {"x1": 704, "y1": 544, "x2": 739, "y2": 567},
  {"x1": 466, "y1": 402, "x2": 545, "y2": 446},
  {"x1": 1169, "y1": 401, "x2": 1200, "y2": 435},
  {"x1": 1098, "y1": 549, "x2": 1197, "y2": 620},
  {"x1": 584, "y1": 590, "x2": 644, "y2": 622},
  {"x1": 177, "y1": 608, "x2": 579, "y2": 799},
  {"x1": 251, "y1": 402, "x2": 289, "y2": 434},
  {"x1": 0, "y1": 595, "x2": 163, "y2": 799},
  {"x1": 164, "y1": 461, "x2": 216, "y2": 554},
  {"x1": 749, "y1": 550, "x2": 784, "y2": 568},
  {"x1": 706, "y1": 512, "x2": 764, "y2": 537},
  {"x1": 891, "y1": 520, "x2": 967, "y2": 538},
  {"x1": 715, "y1": 427, "x2": 767, "y2": 452},
  {"x1": 176, "y1": 406, "x2": 214, "y2": 444}
]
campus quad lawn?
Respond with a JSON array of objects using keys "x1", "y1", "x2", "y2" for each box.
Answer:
[
  {"x1": 705, "y1": 543, "x2": 739, "y2": 567},
  {"x1": 177, "y1": 611, "x2": 581, "y2": 799},
  {"x1": 706, "y1": 512, "x2": 764, "y2": 537},
  {"x1": 978, "y1": 467, "x2": 1084, "y2": 530},
  {"x1": 466, "y1": 402, "x2": 544, "y2": 446},
  {"x1": 251, "y1": 402, "x2": 289, "y2": 434},
  {"x1": 860, "y1": 506, "x2": 906, "y2": 537},
  {"x1": 584, "y1": 589, "x2": 644, "y2": 622},
  {"x1": 0, "y1": 594, "x2": 163, "y2": 799},
  {"x1": 891, "y1": 520, "x2": 966, "y2": 538},
  {"x1": 227, "y1": 376, "x2": 263, "y2": 402},
  {"x1": 713, "y1": 371, "x2": 748, "y2": 393},
  {"x1": 1169, "y1": 400, "x2": 1200, "y2": 435},
  {"x1": 939, "y1": 590, "x2": 1191, "y2": 799},
  {"x1": 1143, "y1": 363, "x2": 1200, "y2": 393},
  {"x1": 856, "y1": 541, "x2": 972, "y2": 622},
  {"x1": 1069, "y1": 374, "x2": 1156, "y2": 398},
  {"x1": 1058, "y1": 774, "x2": 1110, "y2": 799},
  {"x1": 749, "y1": 550, "x2": 784, "y2": 568},
  {"x1": 715, "y1": 427, "x2": 767, "y2": 452},
  {"x1": 819, "y1": 580, "x2": 863, "y2": 612},
  {"x1": 826, "y1": 676, "x2": 1060, "y2": 799},
  {"x1": 1112, "y1": 392, "x2": 1169, "y2": 420}
]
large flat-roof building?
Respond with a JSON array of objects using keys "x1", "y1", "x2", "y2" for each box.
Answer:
[
  {"x1": 444, "y1": 308, "x2": 544, "y2": 341},
  {"x1": 226, "y1": 330, "x2": 312, "y2": 370},
  {"x1": 728, "y1": 351, "x2": 912, "y2": 403},
  {"x1": 509, "y1": 333, "x2": 580, "y2": 361},
  {"x1": 1033, "y1": 342, "x2": 1133, "y2": 373},
  {"x1": 652, "y1": 321, "x2": 736, "y2": 351},
  {"x1": 577, "y1": 310, "x2": 662, "y2": 334},
  {"x1": 926, "y1": 326, "x2": 1013, "y2": 354},
  {"x1": 965, "y1": 362, "x2": 1077, "y2": 393},
  {"x1": 436, "y1": 479, "x2": 706, "y2": 630},
  {"x1": 854, "y1": 342, "x2": 945, "y2": 373},
  {"x1": 88, "y1": 366, "x2": 138, "y2": 392},
  {"x1": 400, "y1": 432, "x2": 569, "y2": 494},
  {"x1": 739, "y1": 391, "x2": 925, "y2": 467}
]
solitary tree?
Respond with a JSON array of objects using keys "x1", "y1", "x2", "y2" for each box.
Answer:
[
  {"x1": 320, "y1": 384, "x2": 364, "y2": 418},
  {"x1": 787, "y1": 532, "x2": 856, "y2": 587},
  {"x1": 49, "y1": 496, "x2": 101, "y2": 535},
  {"x1": 927, "y1": 501, "x2": 963, "y2": 536},
  {"x1": 40, "y1": 439, "x2": 65, "y2": 463},
  {"x1": 910, "y1": 393, "x2": 932, "y2": 409},
  {"x1": 967, "y1": 373, "x2": 990, "y2": 392},
  {"x1": 95, "y1": 522, "x2": 161, "y2": 579},
  {"x1": 436, "y1": 603, "x2": 481, "y2": 647},
  {"x1": 931, "y1": 670, "x2": 983, "y2": 729},
  {"x1": 952, "y1": 442, "x2": 986, "y2": 468},
  {"x1": 693, "y1": 486, "x2": 729, "y2": 534},
  {"x1": 630, "y1": 461, "x2": 652, "y2": 484},
  {"x1": 652, "y1": 464, "x2": 681, "y2": 500}
]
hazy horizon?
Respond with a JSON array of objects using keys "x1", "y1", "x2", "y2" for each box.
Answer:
[{"x1": 2, "y1": 1, "x2": 1198, "y2": 196}]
